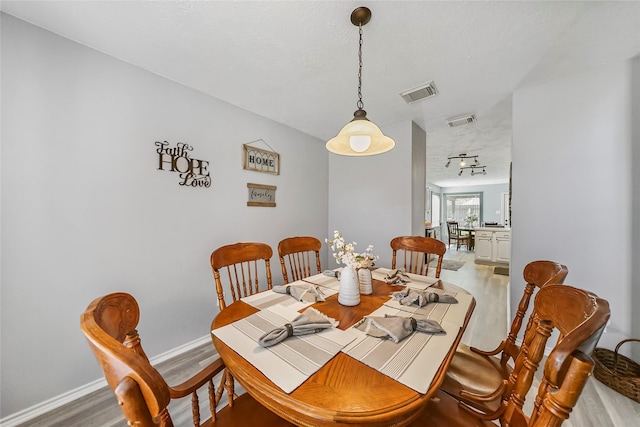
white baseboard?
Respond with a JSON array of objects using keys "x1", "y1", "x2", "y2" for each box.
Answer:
[{"x1": 0, "y1": 335, "x2": 212, "y2": 427}]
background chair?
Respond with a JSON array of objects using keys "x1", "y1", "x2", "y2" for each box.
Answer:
[
  {"x1": 80, "y1": 292, "x2": 293, "y2": 426},
  {"x1": 210, "y1": 242, "x2": 273, "y2": 310},
  {"x1": 277, "y1": 236, "x2": 322, "y2": 284},
  {"x1": 440, "y1": 260, "x2": 569, "y2": 416},
  {"x1": 390, "y1": 236, "x2": 446, "y2": 278},
  {"x1": 447, "y1": 221, "x2": 469, "y2": 250},
  {"x1": 411, "y1": 284, "x2": 610, "y2": 426}
]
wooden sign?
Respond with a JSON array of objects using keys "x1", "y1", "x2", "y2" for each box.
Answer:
[
  {"x1": 243, "y1": 144, "x2": 280, "y2": 175},
  {"x1": 247, "y1": 183, "x2": 276, "y2": 207}
]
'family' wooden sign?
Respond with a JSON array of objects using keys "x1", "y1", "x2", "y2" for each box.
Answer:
[{"x1": 247, "y1": 183, "x2": 276, "y2": 207}]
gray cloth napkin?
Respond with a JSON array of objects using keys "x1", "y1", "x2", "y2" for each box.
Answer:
[
  {"x1": 272, "y1": 284, "x2": 326, "y2": 303},
  {"x1": 356, "y1": 314, "x2": 445, "y2": 343},
  {"x1": 391, "y1": 288, "x2": 458, "y2": 306},
  {"x1": 385, "y1": 268, "x2": 411, "y2": 284},
  {"x1": 258, "y1": 307, "x2": 337, "y2": 347}
]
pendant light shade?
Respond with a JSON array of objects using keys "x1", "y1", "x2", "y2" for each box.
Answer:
[
  {"x1": 326, "y1": 7, "x2": 395, "y2": 156},
  {"x1": 326, "y1": 109, "x2": 395, "y2": 156}
]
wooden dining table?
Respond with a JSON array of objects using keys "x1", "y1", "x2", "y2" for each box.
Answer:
[
  {"x1": 458, "y1": 227, "x2": 476, "y2": 250},
  {"x1": 211, "y1": 272, "x2": 475, "y2": 427}
]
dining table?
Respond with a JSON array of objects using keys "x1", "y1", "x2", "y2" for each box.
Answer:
[
  {"x1": 211, "y1": 268, "x2": 476, "y2": 427},
  {"x1": 458, "y1": 227, "x2": 476, "y2": 250}
]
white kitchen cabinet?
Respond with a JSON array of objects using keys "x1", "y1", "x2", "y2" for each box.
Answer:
[
  {"x1": 474, "y1": 228, "x2": 511, "y2": 263},
  {"x1": 494, "y1": 231, "x2": 511, "y2": 262},
  {"x1": 474, "y1": 231, "x2": 493, "y2": 261}
]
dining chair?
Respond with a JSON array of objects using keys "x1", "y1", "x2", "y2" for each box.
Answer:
[
  {"x1": 80, "y1": 292, "x2": 293, "y2": 427},
  {"x1": 410, "y1": 284, "x2": 610, "y2": 427},
  {"x1": 447, "y1": 221, "x2": 470, "y2": 251},
  {"x1": 390, "y1": 236, "x2": 447, "y2": 278},
  {"x1": 210, "y1": 242, "x2": 273, "y2": 310},
  {"x1": 440, "y1": 260, "x2": 569, "y2": 416},
  {"x1": 277, "y1": 236, "x2": 322, "y2": 284}
]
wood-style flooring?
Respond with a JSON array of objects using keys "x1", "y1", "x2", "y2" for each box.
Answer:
[{"x1": 18, "y1": 250, "x2": 640, "y2": 426}]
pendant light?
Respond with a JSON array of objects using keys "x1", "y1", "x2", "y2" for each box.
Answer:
[{"x1": 326, "y1": 7, "x2": 395, "y2": 156}]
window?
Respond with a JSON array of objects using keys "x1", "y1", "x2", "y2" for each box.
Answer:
[{"x1": 445, "y1": 192, "x2": 482, "y2": 227}]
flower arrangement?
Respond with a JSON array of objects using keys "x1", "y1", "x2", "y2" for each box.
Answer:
[
  {"x1": 464, "y1": 214, "x2": 478, "y2": 228},
  {"x1": 325, "y1": 230, "x2": 378, "y2": 270}
]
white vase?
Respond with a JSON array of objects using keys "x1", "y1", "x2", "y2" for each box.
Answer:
[
  {"x1": 358, "y1": 268, "x2": 373, "y2": 295},
  {"x1": 338, "y1": 266, "x2": 360, "y2": 306}
]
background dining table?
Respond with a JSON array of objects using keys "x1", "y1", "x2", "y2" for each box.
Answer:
[
  {"x1": 458, "y1": 227, "x2": 476, "y2": 250},
  {"x1": 211, "y1": 270, "x2": 475, "y2": 427}
]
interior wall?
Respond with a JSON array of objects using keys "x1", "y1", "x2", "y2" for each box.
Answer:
[
  {"x1": 411, "y1": 123, "x2": 427, "y2": 237},
  {"x1": 0, "y1": 14, "x2": 329, "y2": 417},
  {"x1": 631, "y1": 55, "x2": 640, "y2": 360},
  {"x1": 327, "y1": 120, "x2": 421, "y2": 270},
  {"x1": 511, "y1": 61, "x2": 633, "y2": 351}
]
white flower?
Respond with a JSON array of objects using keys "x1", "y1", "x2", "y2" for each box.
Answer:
[{"x1": 325, "y1": 231, "x2": 379, "y2": 270}]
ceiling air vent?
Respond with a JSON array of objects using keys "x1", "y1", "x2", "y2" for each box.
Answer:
[
  {"x1": 400, "y1": 81, "x2": 438, "y2": 104},
  {"x1": 446, "y1": 114, "x2": 477, "y2": 128}
]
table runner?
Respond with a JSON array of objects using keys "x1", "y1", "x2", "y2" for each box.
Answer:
[
  {"x1": 241, "y1": 280, "x2": 338, "y2": 311},
  {"x1": 383, "y1": 287, "x2": 474, "y2": 327},
  {"x1": 372, "y1": 267, "x2": 440, "y2": 289},
  {"x1": 212, "y1": 305, "x2": 356, "y2": 393},
  {"x1": 342, "y1": 304, "x2": 459, "y2": 394}
]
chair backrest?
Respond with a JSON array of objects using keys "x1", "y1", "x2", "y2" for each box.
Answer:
[
  {"x1": 500, "y1": 260, "x2": 569, "y2": 365},
  {"x1": 277, "y1": 236, "x2": 322, "y2": 284},
  {"x1": 210, "y1": 242, "x2": 273, "y2": 310},
  {"x1": 447, "y1": 221, "x2": 460, "y2": 236},
  {"x1": 501, "y1": 284, "x2": 610, "y2": 426},
  {"x1": 390, "y1": 236, "x2": 447, "y2": 278},
  {"x1": 80, "y1": 292, "x2": 225, "y2": 426}
]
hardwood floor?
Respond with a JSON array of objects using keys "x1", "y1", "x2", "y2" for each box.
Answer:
[{"x1": 18, "y1": 250, "x2": 640, "y2": 426}]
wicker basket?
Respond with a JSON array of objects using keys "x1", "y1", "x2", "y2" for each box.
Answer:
[{"x1": 592, "y1": 338, "x2": 640, "y2": 403}]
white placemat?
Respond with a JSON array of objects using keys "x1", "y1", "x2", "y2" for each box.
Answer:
[
  {"x1": 342, "y1": 305, "x2": 460, "y2": 394},
  {"x1": 383, "y1": 287, "x2": 474, "y2": 327},
  {"x1": 212, "y1": 305, "x2": 356, "y2": 393},
  {"x1": 302, "y1": 270, "x2": 342, "y2": 290},
  {"x1": 372, "y1": 267, "x2": 440, "y2": 289},
  {"x1": 241, "y1": 280, "x2": 338, "y2": 311}
]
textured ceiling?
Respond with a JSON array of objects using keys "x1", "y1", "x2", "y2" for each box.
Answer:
[{"x1": 2, "y1": 0, "x2": 639, "y2": 187}]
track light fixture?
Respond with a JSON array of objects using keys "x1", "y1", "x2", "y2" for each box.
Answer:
[
  {"x1": 459, "y1": 165, "x2": 487, "y2": 176},
  {"x1": 445, "y1": 153, "x2": 479, "y2": 168}
]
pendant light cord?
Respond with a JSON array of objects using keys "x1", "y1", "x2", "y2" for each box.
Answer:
[{"x1": 357, "y1": 23, "x2": 364, "y2": 111}]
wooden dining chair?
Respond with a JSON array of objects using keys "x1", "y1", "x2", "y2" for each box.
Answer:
[
  {"x1": 80, "y1": 292, "x2": 293, "y2": 427},
  {"x1": 277, "y1": 236, "x2": 322, "y2": 284},
  {"x1": 410, "y1": 284, "x2": 610, "y2": 427},
  {"x1": 390, "y1": 236, "x2": 447, "y2": 278},
  {"x1": 440, "y1": 260, "x2": 569, "y2": 416},
  {"x1": 210, "y1": 242, "x2": 273, "y2": 310},
  {"x1": 447, "y1": 221, "x2": 470, "y2": 251}
]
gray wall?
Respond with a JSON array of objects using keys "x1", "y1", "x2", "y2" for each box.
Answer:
[
  {"x1": 0, "y1": 14, "x2": 329, "y2": 416},
  {"x1": 512, "y1": 60, "x2": 634, "y2": 352},
  {"x1": 631, "y1": 55, "x2": 640, "y2": 360}
]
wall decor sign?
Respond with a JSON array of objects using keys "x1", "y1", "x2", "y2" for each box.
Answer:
[
  {"x1": 155, "y1": 141, "x2": 211, "y2": 188},
  {"x1": 247, "y1": 183, "x2": 276, "y2": 207},
  {"x1": 243, "y1": 143, "x2": 280, "y2": 175}
]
